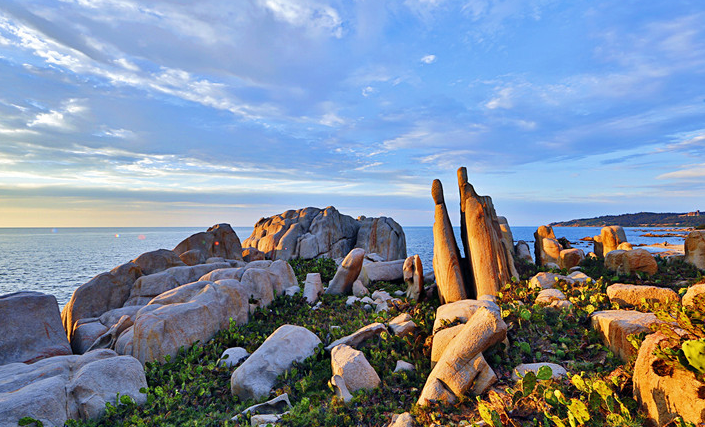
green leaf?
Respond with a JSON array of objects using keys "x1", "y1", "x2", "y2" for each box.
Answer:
[
  {"x1": 522, "y1": 371, "x2": 537, "y2": 397},
  {"x1": 571, "y1": 374, "x2": 588, "y2": 393},
  {"x1": 520, "y1": 308, "x2": 532, "y2": 321},
  {"x1": 18, "y1": 417, "x2": 43, "y2": 427},
  {"x1": 545, "y1": 412, "x2": 567, "y2": 427},
  {"x1": 537, "y1": 365, "x2": 553, "y2": 381},
  {"x1": 592, "y1": 380, "x2": 613, "y2": 401}
]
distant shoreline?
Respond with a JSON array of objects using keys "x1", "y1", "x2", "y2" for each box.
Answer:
[{"x1": 550, "y1": 211, "x2": 704, "y2": 228}]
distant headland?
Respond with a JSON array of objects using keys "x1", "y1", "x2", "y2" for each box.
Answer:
[{"x1": 551, "y1": 211, "x2": 705, "y2": 227}]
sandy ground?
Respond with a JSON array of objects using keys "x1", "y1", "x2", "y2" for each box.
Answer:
[{"x1": 640, "y1": 242, "x2": 685, "y2": 256}]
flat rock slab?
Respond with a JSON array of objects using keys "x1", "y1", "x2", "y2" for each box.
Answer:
[
  {"x1": 433, "y1": 299, "x2": 498, "y2": 333},
  {"x1": 325, "y1": 322, "x2": 387, "y2": 351},
  {"x1": 528, "y1": 272, "x2": 573, "y2": 289},
  {"x1": 231, "y1": 325, "x2": 321, "y2": 400},
  {"x1": 591, "y1": 310, "x2": 660, "y2": 361},
  {"x1": 0, "y1": 349, "x2": 147, "y2": 427},
  {"x1": 606, "y1": 283, "x2": 679, "y2": 308},
  {"x1": 0, "y1": 291, "x2": 72, "y2": 366}
]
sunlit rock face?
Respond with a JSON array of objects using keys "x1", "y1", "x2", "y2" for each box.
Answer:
[{"x1": 243, "y1": 206, "x2": 406, "y2": 262}]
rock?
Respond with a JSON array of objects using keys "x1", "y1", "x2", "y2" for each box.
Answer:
[
  {"x1": 540, "y1": 238, "x2": 563, "y2": 267},
  {"x1": 529, "y1": 272, "x2": 573, "y2": 289},
  {"x1": 599, "y1": 226, "x2": 628, "y2": 257},
  {"x1": 606, "y1": 283, "x2": 679, "y2": 308},
  {"x1": 463, "y1": 194, "x2": 503, "y2": 297},
  {"x1": 303, "y1": 273, "x2": 323, "y2": 304},
  {"x1": 241, "y1": 393, "x2": 292, "y2": 416},
  {"x1": 511, "y1": 363, "x2": 567, "y2": 381},
  {"x1": 352, "y1": 279, "x2": 369, "y2": 297},
  {"x1": 545, "y1": 262, "x2": 560, "y2": 270},
  {"x1": 354, "y1": 216, "x2": 407, "y2": 261},
  {"x1": 617, "y1": 242, "x2": 633, "y2": 251},
  {"x1": 173, "y1": 223, "x2": 243, "y2": 261},
  {"x1": 534, "y1": 225, "x2": 557, "y2": 266},
  {"x1": 431, "y1": 179, "x2": 468, "y2": 304},
  {"x1": 231, "y1": 325, "x2": 321, "y2": 400},
  {"x1": 87, "y1": 315, "x2": 133, "y2": 353},
  {"x1": 132, "y1": 249, "x2": 185, "y2": 275},
  {"x1": 633, "y1": 332, "x2": 705, "y2": 426},
  {"x1": 239, "y1": 268, "x2": 276, "y2": 310},
  {"x1": 325, "y1": 323, "x2": 387, "y2": 351},
  {"x1": 219, "y1": 347, "x2": 250, "y2": 368},
  {"x1": 242, "y1": 247, "x2": 266, "y2": 262},
  {"x1": 567, "y1": 271, "x2": 591, "y2": 283},
  {"x1": 198, "y1": 267, "x2": 243, "y2": 282},
  {"x1": 559, "y1": 248, "x2": 584, "y2": 270},
  {"x1": 432, "y1": 299, "x2": 498, "y2": 333},
  {"x1": 535, "y1": 289, "x2": 572, "y2": 309},
  {"x1": 243, "y1": 207, "x2": 360, "y2": 261},
  {"x1": 605, "y1": 249, "x2": 658, "y2": 276},
  {"x1": 206, "y1": 256, "x2": 225, "y2": 264},
  {"x1": 419, "y1": 307, "x2": 506, "y2": 405},
  {"x1": 591, "y1": 310, "x2": 660, "y2": 361},
  {"x1": 130, "y1": 280, "x2": 248, "y2": 364},
  {"x1": 330, "y1": 374, "x2": 353, "y2": 403},
  {"x1": 251, "y1": 413, "x2": 286, "y2": 426},
  {"x1": 366, "y1": 252, "x2": 386, "y2": 262},
  {"x1": 0, "y1": 349, "x2": 146, "y2": 426},
  {"x1": 371, "y1": 290, "x2": 392, "y2": 302},
  {"x1": 515, "y1": 240, "x2": 533, "y2": 263},
  {"x1": 330, "y1": 344, "x2": 380, "y2": 392},
  {"x1": 403, "y1": 255, "x2": 424, "y2": 301},
  {"x1": 375, "y1": 301, "x2": 389, "y2": 313},
  {"x1": 285, "y1": 286, "x2": 300, "y2": 296},
  {"x1": 388, "y1": 412, "x2": 416, "y2": 427},
  {"x1": 346, "y1": 296, "x2": 360, "y2": 306},
  {"x1": 389, "y1": 313, "x2": 416, "y2": 337},
  {"x1": 266, "y1": 260, "x2": 298, "y2": 296},
  {"x1": 685, "y1": 230, "x2": 705, "y2": 270},
  {"x1": 431, "y1": 324, "x2": 464, "y2": 365},
  {"x1": 62, "y1": 262, "x2": 142, "y2": 349},
  {"x1": 0, "y1": 292, "x2": 72, "y2": 366},
  {"x1": 178, "y1": 249, "x2": 206, "y2": 266},
  {"x1": 325, "y1": 248, "x2": 365, "y2": 295},
  {"x1": 682, "y1": 284, "x2": 705, "y2": 308},
  {"x1": 125, "y1": 262, "x2": 232, "y2": 305},
  {"x1": 359, "y1": 259, "x2": 404, "y2": 286},
  {"x1": 394, "y1": 360, "x2": 415, "y2": 373}
]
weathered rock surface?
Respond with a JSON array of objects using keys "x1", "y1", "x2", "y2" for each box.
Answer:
[
  {"x1": 231, "y1": 325, "x2": 321, "y2": 400},
  {"x1": 62, "y1": 262, "x2": 142, "y2": 348},
  {"x1": 633, "y1": 332, "x2": 705, "y2": 426},
  {"x1": 605, "y1": 249, "x2": 658, "y2": 276},
  {"x1": 325, "y1": 323, "x2": 387, "y2": 351},
  {"x1": 330, "y1": 374, "x2": 353, "y2": 403},
  {"x1": 0, "y1": 349, "x2": 146, "y2": 426},
  {"x1": 241, "y1": 393, "x2": 292, "y2": 416},
  {"x1": 529, "y1": 272, "x2": 573, "y2": 289},
  {"x1": 591, "y1": 310, "x2": 660, "y2": 361},
  {"x1": 606, "y1": 283, "x2": 679, "y2": 308},
  {"x1": 515, "y1": 240, "x2": 533, "y2": 263},
  {"x1": 219, "y1": 347, "x2": 249, "y2": 368},
  {"x1": 325, "y1": 248, "x2": 365, "y2": 295},
  {"x1": 682, "y1": 283, "x2": 705, "y2": 308},
  {"x1": 130, "y1": 280, "x2": 248, "y2": 364},
  {"x1": 534, "y1": 225, "x2": 559, "y2": 266},
  {"x1": 303, "y1": 273, "x2": 323, "y2": 304},
  {"x1": 179, "y1": 249, "x2": 206, "y2": 266},
  {"x1": 403, "y1": 255, "x2": 424, "y2": 301},
  {"x1": 512, "y1": 363, "x2": 567, "y2": 381},
  {"x1": 355, "y1": 216, "x2": 407, "y2": 261},
  {"x1": 685, "y1": 230, "x2": 705, "y2": 270},
  {"x1": 330, "y1": 344, "x2": 380, "y2": 392},
  {"x1": 389, "y1": 313, "x2": 416, "y2": 337},
  {"x1": 359, "y1": 259, "x2": 404, "y2": 286},
  {"x1": 432, "y1": 299, "x2": 498, "y2": 333},
  {"x1": 173, "y1": 223, "x2": 243, "y2": 261},
  {"x1": 599, "y1": 226, "x2": 628, "y2": 258},
  {"x1": 0, "y1": 292, "x2": 72, "y2": 366},
  {"x1": 242, "y1": 247, "x2": 266, "y2": 262},
  {"x1": 535, "y1": 289, "x2": 572, "y2": 309},
  {"x1": 131, "y1": 249, "x2": 185, "y2": 275},
  {"x1": 388, "y1": 412, "x2": 416, "y2": 427},
  {"x1": 559, "y1": 248, "x2": 584, "y2": 270},
  {"x1": 352, "y1": 279, "x2": 369, "y2": 297},
  {"x1": 394, "y1": 360, "x2": 415, "y2": 373},
  {"x1": 419, "y1": 306, "x2": 506, "y2": 405},
  {"x1": 432, "y1": 179, "x2": 468, "y2": 304}
]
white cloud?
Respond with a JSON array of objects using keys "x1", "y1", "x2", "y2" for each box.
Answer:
[
  {"x1": 361, "y1": 86, "x2": 377, "y2": 97},
  {"x1": 485, "y1": 87, "x2": 514, "y2": 109},
  {"x1": 27, "y1": 99, "x2": 87, "y2": 131},
  {"x1": 259, "y1": 0, "x2": 344, "y2": 38},
  {"x1": 420, "y1": 54, "x2": 436, "y2": 64},
  {"x1": 657, "y1": 165, "x2": 705, "y2": 180}
]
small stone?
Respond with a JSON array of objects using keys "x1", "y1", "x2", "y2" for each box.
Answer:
[
  {"x1": 363, "y1": 304, "x2": 372, "y2": 311},
  {"x1": 375, "y1": 301, "x2": 389, "y2": 313},
  {"x1": 284, "y1": 286, "x2": 300, "y2": 297},
  {"x1": 330, "y1": 374, "x2": 353, "y2": 403},
  {"x1": 219, "y1": 347, "x2": 249, "y2": 368},
  {"x1": 352, "y1": 280, "x2": 369, "y2": 297},
  {"x1": 389, "y1": 313, "x2": 416, "y2": 336},
  {"x1": 394, "y1": 290, "x2": 405, "y2": 297},
  {"x1": 388, "y1": 412, "x2": 416, "y2": 427},
  {"x1": 241, "y1": 393, "x2": 292, "y2": 416},
  {"x1": 250, "y1": 413, "x2": 286, "y2": 426},
  {"x1": 360, "y1": 296, "x2": 374, "y2": 304},
  {"x1": 371, "y1": 290, "x2": 393, "y2": 301},
  {"x1": 325, "y1": 323, "x2": 387, "y2": 351},
  {"x1": 346, "y1": 296, "x2": 360, "y2": 306},
  {"x1": 394, "y1": 360, "x2": 415, "y2": 373}
]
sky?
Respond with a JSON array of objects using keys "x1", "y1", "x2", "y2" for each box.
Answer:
[{"x1": 0, "y1": 0, "x2": 704, "y2": 228}]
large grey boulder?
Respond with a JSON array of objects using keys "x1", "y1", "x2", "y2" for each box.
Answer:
[
  {"x1": 358, "y1": 259, "x2": 405, "y2": 286},
  {"x1": 330, "y1": 344, "x2": 380, "y2": 393},
  {"x1": 62, "y1": 262, "x2": 142, "y2": 348},
  {"x1": 129, "y1": 280, "x2": 248, "y2": 364},
  {"x1": 354, "y1": 216, "x2": 406, "y2": 261},
  {"x1": 173, "y1": 223, "x2": 243, "y2": 262},
  {"x1": 0, "y1": 292, "x2": 72, "y2": 365},
  {"x1": 131, "y1": 249, "x2": 185, "y2": 275},
  {"x1": 591, "y1": 310, "x2": 660, "y2": 361},
  {"x1": 325, "y1": 248, "x2": 366, "y2": 295},
  {"x1": 231, "y1": 325, "x2": 321, "y2": 400},
  {"x1": 0, "y1": 349, "x2": 146, "y2": 427},
  {"x1": 303, "y1": 273, "x2": 323, "y2": 304}
]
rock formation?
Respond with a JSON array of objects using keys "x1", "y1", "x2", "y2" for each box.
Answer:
[
  {"x1": 432, "y1": 179, "x2": 467, "y2": 303},
  {"x1": 685, "y1": 230, "x2": 705, "y2": 270},
  {"x1": 243, "y1": 206, "x2": 406, "y2": 261},
  {"x1": 325, "y1": 248, "x2": 366, "y2": 295},
  {"x1": 173, "y1": 223, "x2": 244, "y2": 261},
  {"x1": 403, "y1": 254, "x2": 424, "y2": 301}
]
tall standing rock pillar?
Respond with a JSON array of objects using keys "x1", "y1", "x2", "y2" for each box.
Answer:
[
  {"x1": 432, "y1": 179, "x2": 467, "y2": 304},
  {"x1": 464, "y1": 195, "x2": 503, "y2": 297}
]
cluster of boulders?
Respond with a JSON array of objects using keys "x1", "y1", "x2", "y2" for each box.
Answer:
[
  {"x1": 243, "y1": 207, "x2": 406, "y2": 262},
  {"x1": 533, "y1": 225, "x2": 585, "y2": 270}
]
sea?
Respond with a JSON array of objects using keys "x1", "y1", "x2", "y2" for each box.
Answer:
[{"x1": 0, "y1": 226, "x2": 689, "y2": 308}]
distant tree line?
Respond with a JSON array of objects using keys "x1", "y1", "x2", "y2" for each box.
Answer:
[{"x1": 550, "y1": 211, "x2": 705, "y2": 227}]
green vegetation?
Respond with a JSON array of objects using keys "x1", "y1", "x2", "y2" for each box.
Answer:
[
  {"x1": 550, "y1": 211, "x2": 704, "y2": 227},
  {"x1": 64, "y1": 256, "x2": 704, "y2": 426}
]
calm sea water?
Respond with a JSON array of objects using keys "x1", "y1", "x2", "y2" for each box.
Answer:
[{"x1": 0, "y1": 226, "x2": 687, "y2": 308}]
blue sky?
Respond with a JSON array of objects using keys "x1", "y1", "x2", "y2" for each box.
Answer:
[{"x1": 0, "y1": 0, "x2": 703, "y2": 227}]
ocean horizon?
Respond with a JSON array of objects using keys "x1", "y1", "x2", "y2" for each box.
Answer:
[{"x1": 0, "y1": 225, "x2": 688, "y2": 308}]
